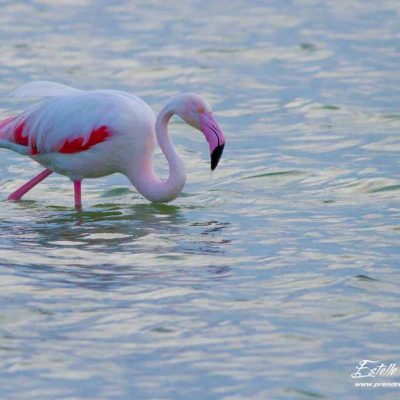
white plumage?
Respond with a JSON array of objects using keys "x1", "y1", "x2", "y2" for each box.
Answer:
[{"x1": 0, "y1": 81, "x2": 226, "y2": 208}]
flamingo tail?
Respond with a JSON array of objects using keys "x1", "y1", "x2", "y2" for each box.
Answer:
[{"x1": 0, "y1": 140, "x2": 30, "y2": 155}]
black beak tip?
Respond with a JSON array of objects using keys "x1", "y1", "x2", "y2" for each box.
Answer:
[{"x1": 210, "y1": 144, "x2": 225, "y2": 171}]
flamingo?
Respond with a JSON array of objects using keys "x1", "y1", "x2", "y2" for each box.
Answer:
[{"x1": 0, "y1": 81, "x2": 225, "y2": 210}]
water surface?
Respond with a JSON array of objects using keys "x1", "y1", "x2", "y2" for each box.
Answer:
[{"x1": 1, "y1": 1, "x2": 400, "y2": 399}]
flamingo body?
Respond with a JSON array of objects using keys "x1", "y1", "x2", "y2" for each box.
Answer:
[
  {"x1": 1, "y1": 91, "x2": 155, "y2": 179},
  {"x1": 0, "y1": 81, "x2": 226, "y2": 208}
]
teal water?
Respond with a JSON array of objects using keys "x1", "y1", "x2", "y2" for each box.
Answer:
[{"x1": 1, "y1": 1, "x2": 400, "y2": 399}]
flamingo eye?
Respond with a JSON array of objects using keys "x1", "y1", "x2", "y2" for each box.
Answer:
[{"x1": 197, "y1": 107, "x2": 205, "y2": 114}]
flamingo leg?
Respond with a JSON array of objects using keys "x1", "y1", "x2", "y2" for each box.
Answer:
[
  {"x1": 74, "y1": 180, "x2": 82, "y2": 210},
  {"x1": 7, "y1": 169, "x2": 53, "y2": 201}
]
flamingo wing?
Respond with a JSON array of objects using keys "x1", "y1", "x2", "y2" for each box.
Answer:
[
  {"x1": 11, "y1": 81, "x2": 82, "y2": 98},
  {"x1": 0, "y1": 92, "x2": 117, "y2": 156}
]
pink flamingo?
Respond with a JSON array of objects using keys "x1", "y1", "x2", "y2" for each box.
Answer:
[{"x1": 0, "y1": 81, "x2": 225, "y2": 210}]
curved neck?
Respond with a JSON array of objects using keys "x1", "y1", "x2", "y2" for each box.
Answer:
[{"x1": 129, "y1": 103, "x2": 186, "y2": 203}]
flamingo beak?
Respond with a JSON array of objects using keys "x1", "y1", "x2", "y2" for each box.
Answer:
[
  {"x1": 199, "y1": 112, "x2": 226, "y2": 170},
  {"x1": 211, "y1": 142, "x2": 225, "y2": 171}
]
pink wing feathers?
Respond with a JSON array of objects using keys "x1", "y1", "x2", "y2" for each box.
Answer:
[{"x1": 0, "y1": 92, "x2": 115, "y2": 156}]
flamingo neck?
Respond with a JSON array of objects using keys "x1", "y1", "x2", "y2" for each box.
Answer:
[{"x1": 129, "y1": 102, "x2": 186, "y2": 203}]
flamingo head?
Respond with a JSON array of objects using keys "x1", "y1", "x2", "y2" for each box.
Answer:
[{"x1": 174, "y1": 94, "x2": 226, "y2": 170}]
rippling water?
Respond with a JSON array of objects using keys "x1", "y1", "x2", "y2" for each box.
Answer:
[{"x1": 1, "y1": 1, "x2": 400, "y2": 399}]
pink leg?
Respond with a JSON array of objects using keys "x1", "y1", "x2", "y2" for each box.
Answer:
[
  {"x1": 74, "y1": 180, "x2": 82, "y2": 210},
  {"x1": 7, "y1": 169, "x2": 53, "y2": 201}
]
